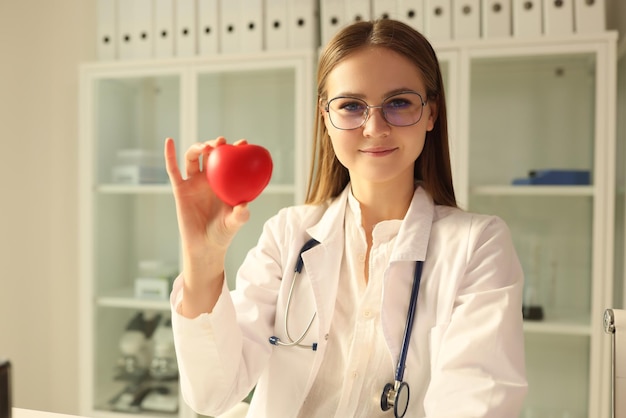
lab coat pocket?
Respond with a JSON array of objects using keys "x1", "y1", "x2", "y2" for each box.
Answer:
[{"x1": 428, "y1": 322, "x2": 450, "y2": 372}]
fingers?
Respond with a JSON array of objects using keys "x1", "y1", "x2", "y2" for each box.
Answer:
[
  {"x1": 184, "y1": 137, "x2": 227, "y2": 178},
  {"x1": 164, "y1": 138, "x2": 183, "y2": 185}
]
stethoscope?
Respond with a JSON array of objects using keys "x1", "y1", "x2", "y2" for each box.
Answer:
[{"x1": 269, "y1": 238, "x2": 425, "y2": 418}]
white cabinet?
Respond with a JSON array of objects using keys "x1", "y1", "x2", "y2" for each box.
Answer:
[
  {"x1": 434, "y1": 32, "x2": 617, "y2": 417},
  {"x1": 79, "y1": 32, "x2": 618, "y2": 418},
  {"x1": 78, "y1": 50, "x2": 315, "y2": 418}
]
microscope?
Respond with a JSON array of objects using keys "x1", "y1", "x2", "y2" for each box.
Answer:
[{"x1": 109, "y1": 312, "x2": 179, "y2": 413}]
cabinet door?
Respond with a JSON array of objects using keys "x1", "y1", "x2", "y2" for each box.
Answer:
[
  {"x1": 194, "y1": 57, "x2": 312, "y2": 289},
  {"x1": 85, "y1": 71, "x2": 183, "y2": 416},
  {"x1": 467, "y1": 47, "x2": 606, "y2": 418}
]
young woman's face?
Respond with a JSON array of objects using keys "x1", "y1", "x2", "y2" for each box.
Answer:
[{"x1": 322, "y1": 46, "x2": 437, "y2": 189}]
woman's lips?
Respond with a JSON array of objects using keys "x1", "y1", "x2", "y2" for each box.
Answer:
[{"x1": 359, "y1": 147, "x2": 398, "y2": 157}]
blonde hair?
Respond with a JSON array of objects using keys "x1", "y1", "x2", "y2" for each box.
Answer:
[{"x1": 305, "y1": 19, "x2": 456, "y2": 207}]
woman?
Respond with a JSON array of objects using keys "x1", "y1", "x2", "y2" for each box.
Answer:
[{"x1": 165, "y1": 19, "x2": 527, "y2": 417}]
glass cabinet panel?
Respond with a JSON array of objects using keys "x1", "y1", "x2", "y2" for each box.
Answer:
[
  {"x1": 95, "y1": 75, "x2": 180, "y2": 185},
  {"x1": 196, "y1": 66, "x2": 299, "y2": 287},
  {"x1": 467, "y1": 51, "x2": 599, "y2": 418}
]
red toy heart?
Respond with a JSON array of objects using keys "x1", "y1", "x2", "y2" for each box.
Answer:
[{"x1": 206, "y1": 143, "x2": 273, "y2": 206}]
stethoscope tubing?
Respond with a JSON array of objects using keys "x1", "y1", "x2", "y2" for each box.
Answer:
[{"x1": 395, "y1": 260, "x2": 423, "y2": 382}]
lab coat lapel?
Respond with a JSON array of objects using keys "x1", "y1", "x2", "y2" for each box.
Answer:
[
  {"x1": 301, "y1": 187, "x2": 350, "y2": 336},
  {"x1": 381, "y1": 187, "x2": 434, "y2": 363}
]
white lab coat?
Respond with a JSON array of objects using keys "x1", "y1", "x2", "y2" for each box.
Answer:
[{"x1": 171, "y1": 185, "x2": 527, "y2": 417}]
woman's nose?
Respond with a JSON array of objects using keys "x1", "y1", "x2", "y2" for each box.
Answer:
[{"x1": 362, "y1": 107, "x2": 391, "y2": 137}]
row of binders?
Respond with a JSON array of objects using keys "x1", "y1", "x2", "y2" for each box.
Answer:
[
  {"x1": 97, "y1": 0, "x2": 319, "y2": 60},
  {"x1": 322, "y1": 0, "x2": 607, "y2": 44},
  {"x1": 97, "y1": 0, "x2": 608, "y2": 61}
]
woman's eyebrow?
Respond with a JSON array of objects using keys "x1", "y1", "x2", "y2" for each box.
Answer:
[{"x1": 329, "y1": 87, "x2": 421, "y2": 99}]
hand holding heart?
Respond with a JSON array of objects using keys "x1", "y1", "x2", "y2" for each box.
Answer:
[{"x1": 164, "y1": 137, "x2": 269, "y2": 258}]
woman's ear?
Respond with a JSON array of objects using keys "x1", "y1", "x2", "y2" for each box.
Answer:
[
  {"x1": 319, "y1": 98, "x2": 330, "y2": 127},
  {"x1": 426, "y1": 99, "x2": 438, "y2": 132}
]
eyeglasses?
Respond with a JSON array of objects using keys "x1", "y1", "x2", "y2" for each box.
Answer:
[{"x1": 324, "y1": 91, "x2": 427, "y2": 130}]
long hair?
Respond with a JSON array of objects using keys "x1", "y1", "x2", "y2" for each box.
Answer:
[{"x1": 304, "y1": 19, "x2": 457, "y2": 207}]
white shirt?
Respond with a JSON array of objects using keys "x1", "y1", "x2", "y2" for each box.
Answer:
[{"x1": 300, "y1": 190, "x2": 400, "y2": 417}]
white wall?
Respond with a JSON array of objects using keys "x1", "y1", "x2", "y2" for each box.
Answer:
[{"x1": 0, "y1": 1, "x2": 95, "y2": 414}]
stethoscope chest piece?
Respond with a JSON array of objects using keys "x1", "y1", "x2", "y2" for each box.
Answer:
[{"x1": 381, "y1": 381, "x2": 409, "y2": 418}]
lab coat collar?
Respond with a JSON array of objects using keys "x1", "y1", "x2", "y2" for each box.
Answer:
[{"x1": 306, "y1": 184, "x2": 434, "y2": 263}]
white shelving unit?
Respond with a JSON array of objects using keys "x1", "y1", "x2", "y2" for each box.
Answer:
[
  {"x1": 79, "y1": 31, "x2": 617, "y2": 418},
  {"x1": 432, "y1": 32, "x2": 617, "y2": 418},
  {"x1": 78, "y1": 50, "x2": 315, "y2": 418}
]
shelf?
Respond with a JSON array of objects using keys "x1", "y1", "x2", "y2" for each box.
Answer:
[
  {"x1": 96, "y1": 183, "x2": 296, "y2": 195},
  {"x1": 523, "y1": 320, "x2": 591, "y2": 336},
  {"x1": 97, "y1": 288, "x2": 170, "y2": 311},
  {"x1": 471, "y1": 185, "x2": 594, "y2": 197}
]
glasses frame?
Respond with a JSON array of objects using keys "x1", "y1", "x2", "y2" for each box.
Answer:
[{"x1": 324, "y1": 90, "x2": 428, "y2": 131}]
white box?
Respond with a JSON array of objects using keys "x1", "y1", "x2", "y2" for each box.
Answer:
[
  {"x1": 543, "y1": 0, "x2": 574, "y2": 36},
  {"x1": 289, "y1": 0, "x2": 319, "y2": 49},
  {"x1": 320, "y1": 0, "x2": 346, "y2": 46},
  {"x1": 265, "y1": 0, "x2": 289, "y2": 50},
  {"x1": 425, "y1": 0, "x2": 452, "y2": 41},
  {"x1": 346, "y1": 0, "x2": 371, "y2": 24},
  {"x1": 96, "y1": 0, "x2": 117, "y2": 60},
  {"x1": 397, "y1": 0, "x2": 425, "y2": 32},
  {"x1": 220, "y1": 0, "x2": 242, "y2": 53},
  {"x1": 241, "y1": 0, "x2": 264, "y2": 52},
  {"x1": 198, "y1": 0, "x2": 220, "y2": 55},
  {"x1": 175, "y1": 0, "x2": 197, "y2": 57},
  {"x1": 512, "y1": 0, "x2": 542, "y2": 37},
  {"x1": 135, "y1": 277, "x2": 170, "y2": 300},
  {"x1": 154, "y1": 0, "x2": 175, "y2": 58},
  {"x1": 574, "y1": 0, "x2": 605, "y2": 33},
  {"x1": 373, "y1": 0, "x2": 399, "y2": 20},
  {"x1": 453, "y1": 0, "x2": 481, "y2": 40},
  {"x1": 482, "y1": 0, "x2": 512, "y2": 38},
  {"x1": 133, "y1": 0, "x2": 154, "y2": 59}
]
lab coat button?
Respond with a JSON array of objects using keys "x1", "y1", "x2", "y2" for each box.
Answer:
[
  {"x1": 358, "y1": 253, "x2": 366, "y2": 263},
  {"x1": 324, "y1": 333, "x2": 329, "y2": 340}
]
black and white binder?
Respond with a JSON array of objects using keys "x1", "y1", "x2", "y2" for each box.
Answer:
[
  {"x1": 265, "y1": 0, "x2": 289, "y2": 50},
  {"x1": 574, "y1": 0, "x2": 606, "y2": 33},
  {"x1": 154, "y1": 0, "x2": 175, "y2": 58},
  {"x1": 397, "y1": 0, "x2": 425, "y2": 32},
  {"x1": 198, "y1": 0, "x2": 220, "y2": 55},
  {"x1": 425, "y1": 0, "x2": 452, "y2": 41},
  {"x1": 481, "y1": 0, "x2": 512, "y2": 38},
  {"x1": 543, "y1": 0, "x2": 574, "y2": 36},
  {"x1": 175, "y1": 0, "x2": 197, "y2": 57},
  {"x1": 512, "y1": 0, "x2": 542, "y2": 38},
  {"x1": 453, "y1": 0, "x2": 481, "y2": 40},
  {"x1": 97, "y1": 0, "x2": 117, "y2": 60}
]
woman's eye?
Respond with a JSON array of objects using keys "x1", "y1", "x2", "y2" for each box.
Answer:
[
  {"x1": 385, "y1": 98, "x2": 411, "y2": 109},
  {"x1": 338, "y1": 100, "x2": 366, "y2": 112}
]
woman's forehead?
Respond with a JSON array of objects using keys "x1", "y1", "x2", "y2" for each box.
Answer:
[{"x1": 324, "y1": 47, "x2": 426, "y2": 98}]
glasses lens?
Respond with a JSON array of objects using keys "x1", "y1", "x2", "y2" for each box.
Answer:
[
  {"x1": 382, "y1": 92, "x2": 425, "y2": 127},
  {"x1": 327, "y1": 97, "x2": 368, "y2": 130}
]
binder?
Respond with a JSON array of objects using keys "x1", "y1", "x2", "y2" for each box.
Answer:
[
  {"x1": 220, "y1": 0, "x2": 242, "y2": 53},
  {"x1": 241, "y1": 0, "x2": 264, "y2": 52},
  {"x1": 96, "y1": 0, "x2": 117, "y2": 60},
  {"x1": 372, "y1": 0, "x2": 399, "y2": 20},
  {"x1": 453, "y1": 0, "x2": 481, "y2": 40},
  {"x1": 512, "y1": 0, "x2": 542, "y2": 38},
  {"x1": 133, "y1": 0, "x2": 154, "y2": 59},
  {"x1": 198, "y1": 0, "x2": 220, "y2": 55},
  {"x1": 154, "y1": 0, "x2": 175, "y2": 58},
  {"x1": 117, "y1": 0, "x2": 135, "y2": 59},
  {"x1": 481, "y1": 0, "x2": 512, "y2": 38},
  {"x1": 265, "y1": 0, "x2": 289, "y2": 50},
  {"x1": 320, "y1": 0, "x2": 346, "y2": 47},
  {"x1": 176, "y1": 0, "x2": 197, "y2": 56},
  {"x1": 346, "y1": 0, "x2": 371, "y2": 23},
  {"x1": 425, "y1": 0, "x2": 452, "y2": 41},
  {"x1": 397, "y1": 0, "x2": 425, "y2": 32},
  {"x1": 543, "y1": 0, "x2": 574, "y2": 36},
  {"x1": 288, "y1": 0, "x2": 318, "y2": 49},
  {"x1": 574, "y1": 0, "x2": 606, "y2": 33}
]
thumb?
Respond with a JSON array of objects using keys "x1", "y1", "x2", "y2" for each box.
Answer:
[{"x1": 225, "y1": 203, "x2": 250, "y2": 233}]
